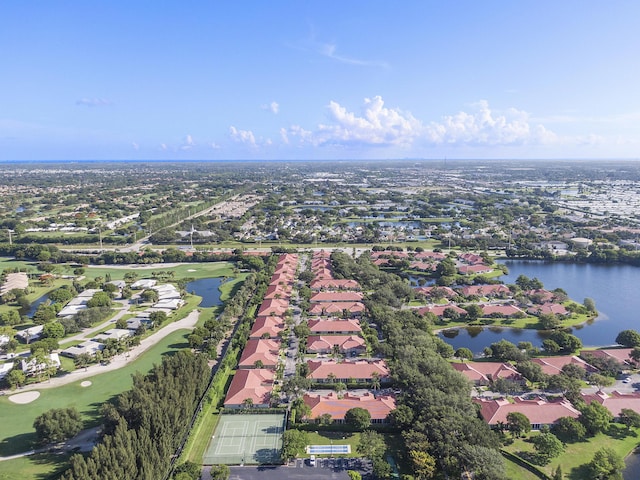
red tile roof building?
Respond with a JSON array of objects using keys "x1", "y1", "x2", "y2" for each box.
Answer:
[
  {"x1": 474, "y1": 396, "x2": 580, "y2": 429},
  {"x1": 249, "y1": 316, "x2": 286, "y2": 339},
  {"x1": 303, "y1": 392, "x2": 396, "y2": 423},
  {"x1": 306, "y1": 335, "x2": 366, "y2": 355},
  {"x1": 459, "y1": 285, "x2": 511, "y2": 297},
  {"x1": 417, "y1": 304, "x2": 467, "y2": 318},
  {"x1": 451, "y1": 361, "x2": 523, "y2": 386},
  {"x1": 583, "y1": 390, "x2": 640, "y2": 419},
  {"x1": 531, "y1": 356, "x2": 598, "y2": 376},
  {"x1": 481, "y1": 304, "x2": 525, "y2": 317},
  {"x1": 224, "y1": 369, "x2": 274, "y2": 408},
  {"x1": 257, "y1": 298, "x2": 289, "y2": 317},
  {"x1": 581, "y1": 348, "x2": 637, "y2": 368},
  {"x1": 310, "y1": 279, "x2": 361, "y2": 291},
  {"x1": 307, "y1": 359, "x2": 390, "y2": 383},
  {"x1": 238, "y1": 339, "x2": 281, "y2": 369},
  {"x1": 308, "y1": 301, "x2": 366, "y2": 317},
  {"x1": 308, "y1": 319, "x2": 361, "y2": 335},
  {"x1": 310, "y1": 291, "x2": 364, "y2": 303}
]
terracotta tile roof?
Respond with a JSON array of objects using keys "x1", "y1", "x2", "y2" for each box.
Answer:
[
  {"x1": 417, "y1": 304, "x2": 467, "y2": 317},
  {"x1": 474, "y1": 396, "x2": 580, "y2": 426},
  {"x1": 310, "y1": 291, "x2": 363, "y2": 303},
  {"x1": 583, "y1": 390, "x2": 640, "y2": 418},
  {"x1": 308, "y1": 302, "x2": 366, "y2": 316},
  {"x1": 238, "y1": 339, "x2": 281, "y2": 368},
  {"x1": 249, "y1": 316, "x2": 286, "y2": 339},
  {"x1": 310, "y1": 279, "x2": 361, "y2": 291},
  {"x1": 451, "y1": 361, "x2": 522, "y2": 384},
  {"x1": 306, "y1": 335, "x2": 366, "y2": 353},
  {"x1": 459, "y1": 264, "x2": 493, "y2": 274},
  {"x1": 224, "y1": 369, "x2": 274, "y2": 407},
  {"x1": 528, "y1": 303, "x2": 569, "y2": 316},
  {"x1": 307, "y1": 359, "x2": 390, "y2": 381},
  {"x1": 481, "y1": 304, "x2": 524, "y2": 317},
  {"x1": 258, "y1": 298, "x2": 290, "y2": 316},
  {"x1": 414, "y1": 286, "x2": 457, "y2": 298},
  {"x1": 459, "y1": 285, "x2": 510, "y2": 297},
  {"x1": 308, "y1": 319, "x2": 361, "y2": 334},
  {"x1": 414, "y1": 251, "x2": 446, "y2": 261},
  {"x1": 303, "y1": 392, "x2": 396, "y2": 421},
  {"x1": 263, "y1": 283, "x2": 292, "y2": 300},
  {"x1": 531, "y1": 356, "x2": 598, "y2": 375},
  {"x1": 459, "y1": 252, "x2": 485, "y2": 265},
  {"x1": 410, "y1": 261, "x2": 438, "y2": 271},
  {"x1": 581, "y1": 348, "x2": 636, "y2": 367}
]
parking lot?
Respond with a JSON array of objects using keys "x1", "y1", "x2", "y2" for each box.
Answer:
[{"x1": 204, "y1": 458, "x2": 373, "y2": 480}]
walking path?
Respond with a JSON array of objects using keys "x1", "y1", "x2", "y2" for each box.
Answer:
[{"x1": 4, "y1": 309, "x2": 200, "y2": 392}]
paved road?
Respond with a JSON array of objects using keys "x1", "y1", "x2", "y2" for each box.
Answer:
[
  {"x1": 2, "y1": 309, "x2": 200, "y2": 393},
  {"x1": 202, "y1": 458, "x2": 373, "y2": 480}
]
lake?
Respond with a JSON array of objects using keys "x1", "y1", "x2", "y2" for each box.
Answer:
[
  {"x1": 185, "y1": 278, "x2": 223, "y2": 307},
  {"x1": 438, "y1": 260, "x2": 640, "y2": 353}
]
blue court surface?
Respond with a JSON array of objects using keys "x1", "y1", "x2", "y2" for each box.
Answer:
[{"x1": 306, "y1": 444, "x2": 351, "y2": 455}]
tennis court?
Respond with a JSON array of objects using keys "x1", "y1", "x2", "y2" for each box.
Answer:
[
  {"x1": 203, "y1": 413, "x2": 285, "y2": 465},
  {"x1": 307, "y1": 444, "x2": 351, "y2": 455}
]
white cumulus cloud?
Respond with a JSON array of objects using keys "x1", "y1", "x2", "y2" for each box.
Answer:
[
  {"x1": 283, "y1": 96, "x2": 556, "y2": 149},
  {"x1": 426, "y1": 100, "x2": 556, "y2": 145},
  {"x1": 262, "y1": 101, "x2": 279, "y2": 114},
  {"x1": 180, "y1": 134, "x2": 195, "y2": 150},
  {"x1": 229, "y1": 126, "x2": 256, "y2": 146}
]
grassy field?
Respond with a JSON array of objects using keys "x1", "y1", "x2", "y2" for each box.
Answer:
[
  {"x1": 0, "y1": 328, "x2": 191, "y2": 458},
  {"x1": 0, "y1": 453, "x2": 72, "y2": 480},
  {"x1": 83, "y1": 261, "x2": 235, "y2": 281},
  {"x1": 502, "y1": 455, "x2": 543, "y2": 480},
  {"x1": 504, "y1": 424, "x2": 640, "y2": 479}
]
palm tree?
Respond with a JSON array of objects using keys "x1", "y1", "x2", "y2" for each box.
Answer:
[
  {"x1": 371, "y1": 372, "x2": 381, "y2": 391},
  {"x1": 242, "y1": 398, "x2": 254, "y2": 409},
  {"x1": 327, "y1": 372, "x2": 336, "y2": 384}
]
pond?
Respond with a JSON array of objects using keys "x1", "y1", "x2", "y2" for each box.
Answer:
[
  {"x1": 185, "y1": 278, "x2": 223, "y2": 307},
  {"x1": 22, "y1": 293, "x2": 50, "y2": 317},
  {"x1": 438, "y1": 260, "x2": 640, "y2": 353}
]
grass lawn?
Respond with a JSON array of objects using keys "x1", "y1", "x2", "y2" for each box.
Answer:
[
  {"x1": 82, "y1": 261, "x2": 235, "y2": 281},
  {"x1": 502, "y1": 455, "x2": 543, "y2": 480},
  {"x1": 0, "y1": 453, "x2": 71, "y2": 480},
  {"x1": 504, "y1": 424, "x2": 640, "y2": 479},
  {"x1": 0, "y1": 328, "x2": 192, "y2": 457},
  {"x1": 303, "y1": 431, "x2": 363, "y2": 458}
]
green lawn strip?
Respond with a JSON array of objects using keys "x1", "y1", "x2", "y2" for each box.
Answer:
[
  {"x1": 504, "y1": 424, "x2": 640, "y2": 478},
  {"x1": 82, "y1": 261, "x2": 235, "y2": 281},
  {"x1": 0, "y1": 329, "x2": 191, "y2": 457},
  {"x1": 432, "y1": 312, "x2": 594, "y2": 333},
  {"x1": 0, "y1": 452, "x2": 71, "y2": 480},
  {"x1": 185, "y1": 406, "x2": 221, "y2": 464},
  {"x1": 502, "y1": 454, "x2": 544, "y2": 480}
]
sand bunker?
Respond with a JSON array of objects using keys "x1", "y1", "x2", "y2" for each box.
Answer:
[
  {"x1": 9, "y1": 391, "x2": 40, "y2": 404},
  {"x1": 187, "y1": 269, "x2": 197, "y2": 272},
  {"x1": 80, "y1": 381, "x2": 92, "y2": 387}
]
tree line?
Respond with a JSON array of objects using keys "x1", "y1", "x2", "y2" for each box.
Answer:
[
  {"x1": 330, "y1": 251, "x2": 506, "y2": 480},
  {"x1": 60, "y1": 350, "x2": 210, "y2": 480}
]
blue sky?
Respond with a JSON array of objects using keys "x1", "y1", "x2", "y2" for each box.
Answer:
[{"x1": 1, "y1": 1, "x2": 639, "y2": 161}]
